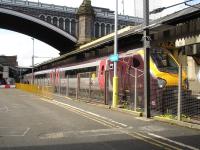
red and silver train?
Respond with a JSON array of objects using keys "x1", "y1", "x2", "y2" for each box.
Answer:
[{"x1": 24, "y1": 48, "x2": 187, "y2": 108}]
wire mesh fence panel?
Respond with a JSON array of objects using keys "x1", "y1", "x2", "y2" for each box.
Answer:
[
  {"x1": 181, "y1": 66, "x2": 200, "y2": 124},
  {"x1": 74, "y1": 72, "x2": 105, "y2": 103},
  {"x1": 90, "y1": 71, "x2": 105, "y2": 103},
  {"x1": 67, "y1": 74, "x2": 77, "y2": 98},
  {"x1": 78, "y1": 72, "x2": 90, "y2": 101},
  {"x1": 126, "y1": 67, "x2": 144, "y2": 112},
  {"x1": 108, "y1": 66, "x2": 144, "y2": 111},
  {"x1": 60, "y1": 77, "x2": 67, "y2": 96},
  {"x1": 150, "y1": 78, "x2": 179, "y2": 117},
  {"x1": 150, "y1": 65, "x2": 200, "y2": 124},
  {"x1": 181, "y1": 90, "x2": 200, "y2": 124}
]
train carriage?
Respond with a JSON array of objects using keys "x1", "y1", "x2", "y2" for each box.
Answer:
[{"x1": 24, "y1": 48, "x2": 187, "y2": 111}]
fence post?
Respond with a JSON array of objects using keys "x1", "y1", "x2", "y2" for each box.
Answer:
[
  {"x1": 134, "y1": 68, "x2": 137, "y2": 111},
  {"x1": 178, "y1": 64, "x2": 182, "y2": 121},
  {"x1": 66, "y1": 75, "x2": 69, "y2": 97},
  {"x1": 76, "y1": 74, "x2": 80, "y2": 100},
  {"x1": 104, "y1": 71, "x2": 108, "y2": 105},
  {"x1": 89, "y1": 72, "x2": 91, "y2": 98},
  {"x1": 59, "y1": 73, "x2": 61, "y2": 95}
]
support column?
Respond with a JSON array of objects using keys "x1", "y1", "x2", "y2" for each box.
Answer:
[{"x1": 143, "y1": 0, "x2": 151, "y2": 118}]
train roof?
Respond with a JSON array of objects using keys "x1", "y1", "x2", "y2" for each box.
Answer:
[{"x1": 32, "y1": 60, "x2": 100, "y2": 75}]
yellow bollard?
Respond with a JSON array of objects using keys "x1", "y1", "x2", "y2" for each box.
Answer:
[{"x1": 112, "y1": 76, "x2": 119, "y2": 108}]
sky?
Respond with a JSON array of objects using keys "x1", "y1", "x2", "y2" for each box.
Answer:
[{"x1": 0, "y1": 0, "x2": 199, "y2": 67}]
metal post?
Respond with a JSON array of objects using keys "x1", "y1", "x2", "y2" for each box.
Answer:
[
  {"x1": 112, "y1": 0, "x2": 119, "y2": 108},
  {"x1": 134, "y1": 0, "x2": 136, "y2": 17},
  {"x1": 122, "y1": 0, "x2": 125, "y2": 15},
  {"x1": 134, "y1": 68, "x2": 137, "y2": 111},
  {"x1": 31, "y1": 38, "x2": 34, "y2": 85},
  {"x1": 76, "y1": 74, "x2": 80, "y2": 100},
  {"x1": 143, "y1": 0, "x2": 151, "y2": 118},
  {"x1": 66, "y1": 75, "x2": 69, "y2": 96},
  {"x1": 89, "y1": 72, "x2": 91, "y2": 99},
  {"x1": 59, "y1": 73, "x2": 61, "y2": 95},
  {"x1": 178, "y1": 64, "x2": 182, "y2": 121},
  {"x1": 19, "y1": 68, "x2": 22, "y2": 83},
  {"x1": 104, "y1": 71, "x2": 108, "y2": 105}
]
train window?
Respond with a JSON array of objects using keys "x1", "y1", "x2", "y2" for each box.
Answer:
[
  {"x1": 151, "y1": 52, "x2": 178, "y2": 73},
  {"x1": 132, "y1": 57, "x2": 140, "y2": 68},
  {"x1": 101, "y1": 65, "x2": 104, "y2": 75}
]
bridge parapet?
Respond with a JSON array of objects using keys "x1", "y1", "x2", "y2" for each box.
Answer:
[
  {"x1": 0, "y1": 0, "x2": 142, "y2": 24},
  {"x1": 0, "y1": 0, "x2": 78, "y2": 13}
]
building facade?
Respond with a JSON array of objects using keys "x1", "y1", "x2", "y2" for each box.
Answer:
[{"x1": 0, "y1": 55, "x2": 18, "y2": 67}]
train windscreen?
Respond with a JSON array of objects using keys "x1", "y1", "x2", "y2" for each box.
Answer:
[{"x1": 151, "y1": 52, "x2": 178, "y2": 73}]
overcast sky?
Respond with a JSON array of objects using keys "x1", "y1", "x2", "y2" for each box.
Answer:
[{"x1": 0, "y1": 0, "x2": 199, "y2": 67}]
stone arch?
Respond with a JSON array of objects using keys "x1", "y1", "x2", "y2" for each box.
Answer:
[
  {"x1": 53, "y1": 16, "x2": 58, "y2": 26},
  {"x1": 118, "y1": 25, "x2": 121, "y2": 30},
  {"x1": 71, "y1": 19, "x2": 76, "y2": 36},
  {"x1": 95, "y1": 22, "x2": 100, "y2": 38},
  {"x1": 112, "y1": 25, "x2": 114, "y2": 32},
  {"x1": 59, "y1": 17, "x2": 64, "y2": 30},
  {"x1": 106, "y1": 24, "x2": 111, "y2": 35},
  {"x1": 46, "y1": 16, "x2": 52, "y2": 24},
  {"x1": 65, "y1": 18, "x2": 70, "y2": 33},
  {"x1": 101, "y1": 23, "x2": 105, "y2": 37},
  {"x1": 39, "y1": 14, "x2": 45, "y2": 21}
]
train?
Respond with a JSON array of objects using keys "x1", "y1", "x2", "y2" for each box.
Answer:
[{"x1": 23, "y1": 47, "x2": 187, "y2": 109}]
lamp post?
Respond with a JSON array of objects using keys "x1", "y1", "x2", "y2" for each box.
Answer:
[
  {"x1": 143, "y1": 0, "x2": 151, "y2": 118},
  {"x1": 31, "y1": 37, "x2": 35, "y2": 84},
  {"x1": 112, "y1": 0, "x2": 119, "y2": 108}
]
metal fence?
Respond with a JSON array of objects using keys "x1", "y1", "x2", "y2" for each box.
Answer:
[
  {"x1": 16, "y1": 83, "x2": 53, "y2": 99},
  {"x1": 149, "y1": 65, "x2": 200, "y2": 125},
  {"x1": 50, "y1": 72, "x2": 106, "y2": 104},
  {"x1": 107, "y1": 65, "x2": 200, "y2": 125},
  {"x1": 23, "y1": 64, "x2": 200, "y2": 125}
]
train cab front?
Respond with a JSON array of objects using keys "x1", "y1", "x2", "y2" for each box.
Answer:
[{"x1": 150, "y1": 49, "x2": 187, "y2": 113}]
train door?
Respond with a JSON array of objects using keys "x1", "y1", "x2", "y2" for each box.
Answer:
[
  {"x1": 50, "y1": 70, "x2": 54, "y2": 85},
  {"x1": 98, "y1": 59, "x2": 107, "y2": 90}
]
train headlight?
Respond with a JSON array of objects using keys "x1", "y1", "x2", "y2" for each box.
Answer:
[{"x1": 157, "y1": 78, "x2": 167, "y2": 88}]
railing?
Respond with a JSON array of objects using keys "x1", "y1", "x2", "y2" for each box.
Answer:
[
  {"x1": 0, "y1": 0, "x2": 143, "y2": 23},
  {"x1": 151, "y1": 65, "x2": 200, "y2": 125},
  {"x1": 16, "y1": 83, "x2": 53, "y2": 99},
  {"x1": 95, "y1": 12, "x2": 143, "y2": 23},
  {"x1": 0, "y1": 0, "x2": 78, "y2": 13}
]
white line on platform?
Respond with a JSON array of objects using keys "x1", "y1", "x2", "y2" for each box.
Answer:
[
  {"x1": 52, "y1": 100, "x2": 128, "y2": 128},
  {"x1": 22, "y1": 128, "x2": 30, "y2": 136},
  {"x1": 147, "y1": 132, "x2": 199, "y2": 150}
]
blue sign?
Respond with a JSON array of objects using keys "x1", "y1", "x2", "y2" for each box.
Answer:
[{"x1": 109, "y1": 54, "x2": 119, "y2": 62}]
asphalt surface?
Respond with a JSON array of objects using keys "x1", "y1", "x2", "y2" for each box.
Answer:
[{"x1": 0, "y1": 89, "x2": 199, "y2": 150}]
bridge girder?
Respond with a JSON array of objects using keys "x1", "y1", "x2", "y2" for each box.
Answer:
[{"x1": 0, "y1": 8, "x2": 77, "y2": 54}]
